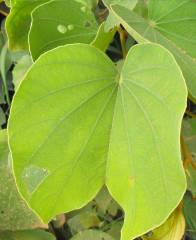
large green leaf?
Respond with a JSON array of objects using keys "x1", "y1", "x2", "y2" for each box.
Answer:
[
  {"x1": 5, "y1": 0, "x2": 49, "y2": 51},
  {"x1": 0, "y1": 229, "x2": 55, "y2": 240},
  {"x1": 8, "y1": 43, "x2": 187, "y2": 240},
  {"x1": 0, "y1": 130, "x2": 46, "y2": 231},
  {"x1": 29, "y1": 0, "x2": 98, "y2": 60},
  {"x1": 111, "y1": 0, "x2": 196, "y2": 101}
]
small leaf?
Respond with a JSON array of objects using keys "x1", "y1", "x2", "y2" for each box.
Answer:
[
  {"x1": 94, "y1": 187, "x2": 113, "y2": 213},
  {"x1": 8, "y1": 43, "x2": 187, "y2": 240},
  {"x1": 13, "y1": 55, "x2": 32, "y2": 90},
  {"x1": 0, "y1": 107, "x2": 6, "y2": 128},
  {"x1": 142, "y1": 208, "x2": 185, "y2": 240},
  {"x1": 91, "y1": 22, "x2": 116, "y2": 52},
  {"x1": 107, "y1": 221, "x2": 123, "y2": 240},
  {"x1": 29, "y1": 0, "x2": 98, "y2": 60},
  {"x1": 0, "y1": 130, "x2": 46, "y2": 231},
  {"x1": 186, "y1": 164, "x2": 196, "y2": 198},
  {"x1": 71, "y1": 230, "x2": 114, "y2": 240},
  {"x1": 183, "y1": 118, "x2": 196, "y2": 155},
  {"x1": 68, "y1": 212, "x2": 101, "y2": 235},
  {"x1": 103, "y1": 0, "x2": 138, "y2": 10},
  {"x1": 182, "y1": 118, "x2": 196, "y2": 196},
  {"x1": 111, "y1": 0, "x2": 196, "y2": 101},
  {"x1": 5, "y1": 0, "x2": 50, "y2": 51},
  {"x1": 0, "y1": 229, "x2": 55, "y2": 240},
  {"x1": 103, "y1": 0, "x2": 138, "y2": 31}
]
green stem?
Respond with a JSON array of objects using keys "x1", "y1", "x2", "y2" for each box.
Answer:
[{"x1": 0, "y1": 42, "x2": 11, "y2": 107}]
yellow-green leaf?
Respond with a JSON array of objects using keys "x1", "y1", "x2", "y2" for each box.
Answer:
[
  {"x1": 8, "y1": 43, "x2": 187, "y2": 240},
  {"x1": 142, "y1": 208, "x2": 185, "y2": 240}
]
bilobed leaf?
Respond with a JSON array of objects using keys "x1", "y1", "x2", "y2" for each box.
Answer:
[
  {"x1": 8, "y1": 43, "x2": 187, "y2": 240},
  {"x1": 142, "y1": 208, "x2": 185, "y2": 240},
  {"x1": 29, "y1": 0, "x2": 98, "y2": 60},
  {"x1": 111, "y1": 0, "x2": 196, "y2": 101},
  {"x1": 0, "y1": 229, "x2": 55, "y2": 240},
  {"x1": 0, "y1": 130, "x2": 46, "y2": 231},
  {"x1": 71, "y1": 230, "x2": 114, "y2": 240},
  {"x1": 5, "y1": 0, "x2": 49, "y2": 51}
]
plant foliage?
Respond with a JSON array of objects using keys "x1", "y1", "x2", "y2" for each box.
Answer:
[{"x1": 0, "y1": 0, "x2": 195, "y2": 240}]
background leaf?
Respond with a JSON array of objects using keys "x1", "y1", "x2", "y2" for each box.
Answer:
[
  {"x1": 29, "y1": 0, "x2": 98, "y2": 60},
  {"x1": 0, "y1": 130, "x2": 46, "y2": 231},
  {"x1": 5, "y1": 0, "x2": 49, "y2": 50},
  {"x1": 183, "y1": 118, "x2": 196, "y2": 156},
  {"x1": 183, "y1": 118, "x2": 196, "y2": 196},
  {"x1": 0, "y1": 229, "x2": 55, "y2": 240},
  {"x1": 183, "y1": 193, "x2": 196, "y2": 240},
  {"x1": 71, "y1": 229, "x2": 114, "y2": 240},
  {"x1": 111, "y1": 0, "x2": 196, "y2": 101}
]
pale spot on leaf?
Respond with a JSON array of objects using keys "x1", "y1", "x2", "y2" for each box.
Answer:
[
  {"x1": 80, "y1": 6, "x2": 86, "y2": 12},
  {"x1": 57, "y1": 24, "x2": 67, "y2": 34},
  {"x1": 68, "y1": 24, "x2": 74, "y2": 31},
  {"x1": 128, "y1": 177, "x2": 135, "y2": 187},
  {"x1": 22, "y1": 165, "x2": 50, "y2": 194}
]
